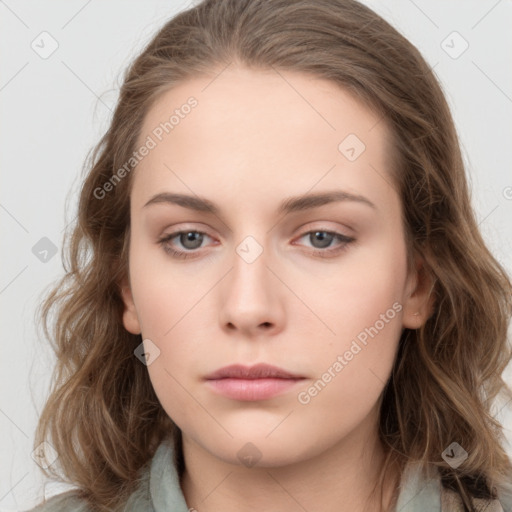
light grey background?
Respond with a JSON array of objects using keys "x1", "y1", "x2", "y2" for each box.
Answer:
[{"x1": 1, "y1": 1, "x2": 511, "y2": 510}]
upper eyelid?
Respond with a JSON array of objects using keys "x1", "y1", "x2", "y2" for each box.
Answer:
[
  {"x1": 162, "y1": 229, "x2": 214, "y2": 241},
  {"x1": 161, "y1": 219, "x2": 355, "y2": 237}
]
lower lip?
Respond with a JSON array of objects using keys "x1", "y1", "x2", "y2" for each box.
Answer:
[{"x1": 205, "y1": 378, "x2": 305, "y2": 401}]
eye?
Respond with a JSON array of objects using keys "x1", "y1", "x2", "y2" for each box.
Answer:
[
  {"x1": 158, "y1": 228, "x2": 355, "y2": 260},
  {"x1": 294, "y1": 229, "x2": 355, "y2": 257},
  {"x1": 158, "y1": 230, "x2": 214, "y2": 259}
]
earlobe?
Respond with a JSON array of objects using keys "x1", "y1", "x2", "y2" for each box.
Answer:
[
  {"x1": 119, "y1": 277, "x2": 142, "y2": 335},
  {"x1": 402, "y1": 257, "x2": 436, "y2": 330}
]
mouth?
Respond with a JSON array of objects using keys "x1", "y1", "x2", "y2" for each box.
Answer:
[
  {"x1": 205, "y1": 378, "x2": 305, "y2": 401},
  {"x1": 204, "y1": 363, "x2": 306, "y2": 401}
]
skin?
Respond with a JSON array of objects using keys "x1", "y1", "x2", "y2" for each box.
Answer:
[{"x1": 120, "y1": 64, "x2": 434, "y2": 512}]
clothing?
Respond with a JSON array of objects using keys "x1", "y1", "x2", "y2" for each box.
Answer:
[
  {"x1": 24, "y1": 438, "x2": 512, "y2": 511},
  {"x1": 394, "y1": 460, "x2": 511, "y2": 512}
]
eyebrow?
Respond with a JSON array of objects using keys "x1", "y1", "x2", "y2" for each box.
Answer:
[{"x1": 143, "y1": 190, "x2": 377, "y2": 214}]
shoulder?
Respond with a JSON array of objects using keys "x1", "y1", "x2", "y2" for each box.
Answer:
[
  {"x1": 21, "y1": 490, "x2": 92, "y2": 512},
  {"x1": 441, "y1": 485, "x2": 509, "y2": 512}
]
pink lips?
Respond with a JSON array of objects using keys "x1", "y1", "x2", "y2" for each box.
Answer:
[{"x1": 204, "y1": 363, "x2": 306, "y2": 401}]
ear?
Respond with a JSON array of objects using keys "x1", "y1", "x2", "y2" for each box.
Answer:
[
  {"x1": 119, "y1": 275, "x2": 142, "y2": 335},
  {"x1": 402, "y1": 255, "x2": 436, "y2": 330}
]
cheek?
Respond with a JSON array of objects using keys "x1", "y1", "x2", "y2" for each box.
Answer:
[
  {"x1": 129, "y1": 235, "x2": 201, "y2": 337},
  {"x1": 131, "y1": 272, "x2": 207, "y2": 430},
  {"x1": 302, "y1": 233, "x2": 407, "y2": 397},
  {"x1": 319, "y1": 234, "x2": 407, "y2": 340},
  {"x1": 290, "y1": 262, "x2": 405, "y2": 444},
  {"x1": 128, "y1": 240, "x2": 214, "y2": 376}
]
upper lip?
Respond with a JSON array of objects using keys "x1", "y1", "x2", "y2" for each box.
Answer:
[{"x1": 205, "y1": 363, "x2": 304, "y2": 380}]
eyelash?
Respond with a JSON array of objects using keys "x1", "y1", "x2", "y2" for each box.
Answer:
[{"x1": 158, "y1": 229, "x2": 355, "y2": 260}]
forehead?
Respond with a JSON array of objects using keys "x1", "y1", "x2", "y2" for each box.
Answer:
[{"x1": 131, "y1": 65, "x2": 396, "y2": 213}]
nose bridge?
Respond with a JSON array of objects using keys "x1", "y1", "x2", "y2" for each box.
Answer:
[
  {"x1": 219, "y1": 230, "x2": 283, "y2": 333},
  {"x1": 235, "y1": 233, "x2": 266, "y2": 267},
  {"x1": 230, "y1": 233, "x2": 270, "y2": 298}
]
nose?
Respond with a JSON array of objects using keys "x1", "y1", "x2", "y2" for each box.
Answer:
[{"x1": 219, "y1": 237, "x2": 285, "y2": 338}]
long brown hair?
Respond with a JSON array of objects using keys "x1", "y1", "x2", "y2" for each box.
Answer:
[{"x1": 33, "y1": 0, "x2": 512, "y2": 510}]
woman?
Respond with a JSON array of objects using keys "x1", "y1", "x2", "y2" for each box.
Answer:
[{"x1": 26, "y1": 0, "x2": 512, "y2": 510}]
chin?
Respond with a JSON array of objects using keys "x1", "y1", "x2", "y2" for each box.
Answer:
[{"x1": 199, "y1": 434, "x2": 314, "y2": 469}]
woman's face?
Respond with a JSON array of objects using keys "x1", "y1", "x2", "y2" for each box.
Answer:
[{"x1": 121, "y1": 66, "x2": 431, "y2": 467}]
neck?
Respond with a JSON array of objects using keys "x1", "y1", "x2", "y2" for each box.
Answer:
[{"x1": 180, "y1": 409, "x2": 400, "y2": 512}]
